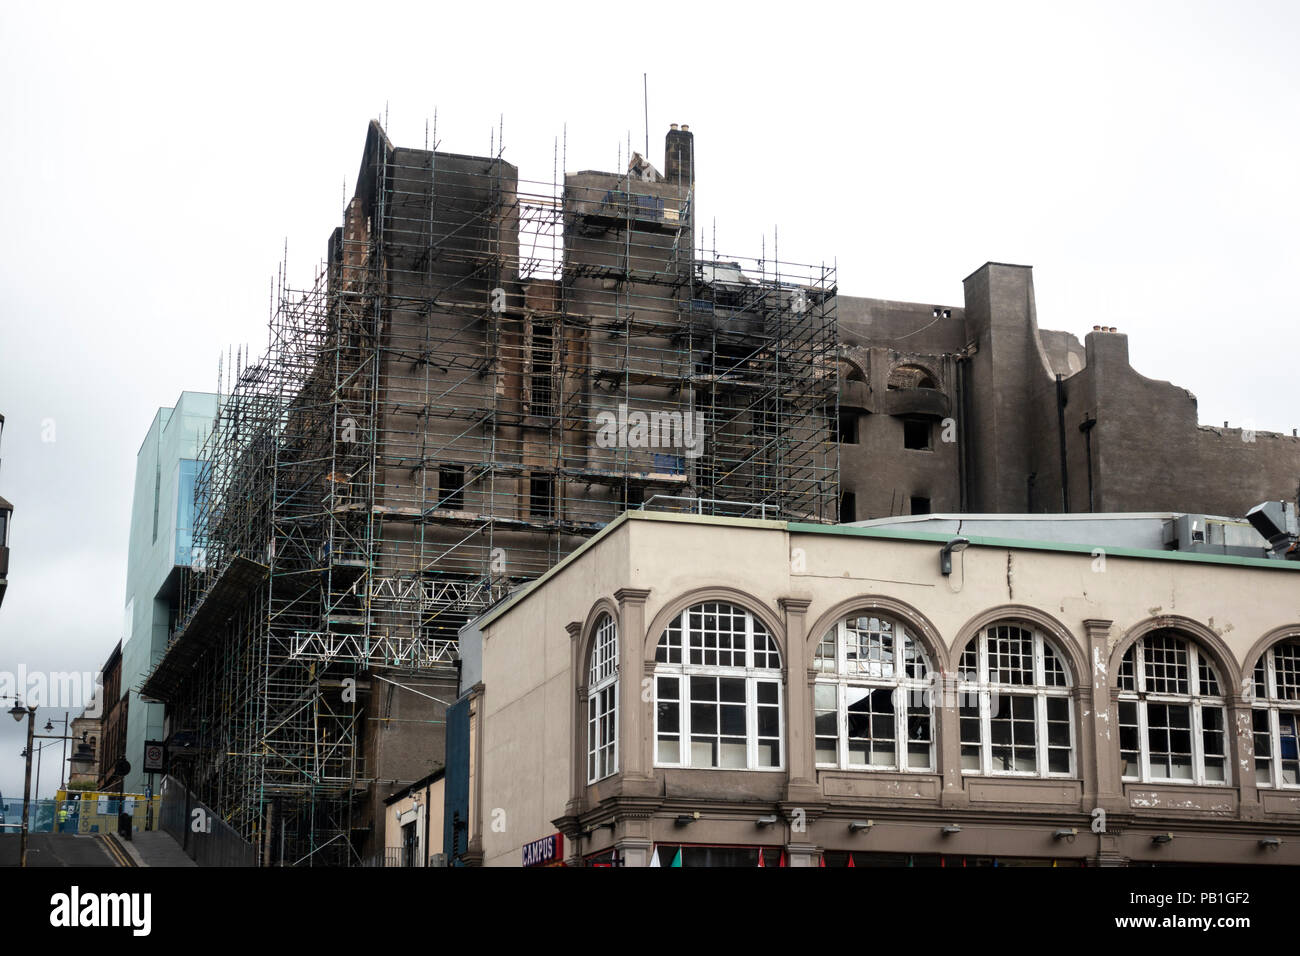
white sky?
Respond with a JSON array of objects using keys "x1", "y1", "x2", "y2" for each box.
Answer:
[{"x1": 1, "y1": 0, "x2": 1297, "y2": 797}]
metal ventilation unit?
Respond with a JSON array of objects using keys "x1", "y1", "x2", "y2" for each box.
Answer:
[
  {"x1": 1246, "y1": 501, "x2": 1300, "y2": 560},
  {"x1": 1163, "y1": 512, "x2": 1274, "y2": 558}
]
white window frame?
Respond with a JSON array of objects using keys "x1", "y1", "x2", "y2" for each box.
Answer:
[
  {"x1": 586, "y1": 614, "x2": 619, "y2": 784},
  {"x1": 1250, "y1": 638, "x2": 1300, "y2": 790},
  {"x1": 652, "y1": 603, "x2": 785, "y2": 772},
  {"x1": 957, "y1": 624, "x2": 1076, "y2": 779},
  {"x1": 1117, "y1": 633, "x2": 1229, "y2": 787},
  {"x1": 813, "y1": 615, "x2": 934, "y2": 772}
]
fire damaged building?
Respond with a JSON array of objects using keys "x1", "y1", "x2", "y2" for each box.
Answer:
[{"x1": 138, "y1": 117, "x2": 1297, "y2": 866}]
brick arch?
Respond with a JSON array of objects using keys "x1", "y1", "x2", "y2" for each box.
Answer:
[
  {"x1": 1109, "y1": 615, "x2": 1243, "y2": 694},
  {"x1": 804, "y1": 594, "x2": 949, "y2": 674},
  {"x1": 836, "y1": 355, "x2": 867, "y2": 383},
  {"x1": 887, "y1": 362, "x2": 939, "y2": 390}
]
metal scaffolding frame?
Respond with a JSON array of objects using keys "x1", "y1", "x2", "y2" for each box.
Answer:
[{"x1": 141, "y1": 118, "x2": 839, "y2": 865}]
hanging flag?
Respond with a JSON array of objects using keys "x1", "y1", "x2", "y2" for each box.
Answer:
[
  {"x1": 779, "y1": 851, "x2": 786, "y2": 868},
  {"x1": 649, "y1": 847, "x2": 661, "y2": 868},
  {"x1": 757, "y1": 849, "x2": 765, "y2": 868},
  {"x1": 847, "y1": 853, "x2": 856, "y2": 868},
  {"x1": 671, "y1": 848, "x2": 682, "y2": 867},
  {"x1": 819, "y1": 854, "x2": 826, "y2": 868}
]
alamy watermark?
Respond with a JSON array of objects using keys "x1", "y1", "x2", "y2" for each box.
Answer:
[
  {"x1": 595, "y1": 403, "x2": 706, "y2": 459},
  {"x1": 1, "y1": 667, "x2": 102, "y2": 713}
]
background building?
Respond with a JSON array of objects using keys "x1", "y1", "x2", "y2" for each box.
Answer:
[
  {"x1": 141, "y1": 121, "x2": 835, "y2": 865},
  {"x1": 836, "y1": 269, "x2": 1300, "y2": 522},
  {"x1": 120, "y1": 391, "x2": 217, "y2": 795},
  {"x1": 380, "y1": 768, "x2": 445, "y2": 867},
  {"x1": 465, "y1": 509, "x2": 1300, "y2": 866},
  {"x1": 96, "y1": 641, "x2": 124, "y2": 792},
  {"x1": 136, "y1": 117, "x2": 1299, "y2": 866}
]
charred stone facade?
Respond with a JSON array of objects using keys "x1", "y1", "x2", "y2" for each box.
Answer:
[{"x1": 837, "y1": 262, "x2": 1300, "y2": 521}]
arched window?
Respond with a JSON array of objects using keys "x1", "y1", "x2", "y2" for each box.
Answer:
[
  {"x1": 887, "y1": 364, "x2": 937, "y2": 390},
  {"x1": 1117, "y1": 630, "x2": 1227, "y2": 785},
  {"x1": 653, "y1": 602, "x2": 783, "y2": 770},
  {"x1": 958, "y1": 623, "x2": 1074, "y2": 777},
  {"x1": 587, "y1": 614, "x2": 619, "y2": 784},
  {"x1": 813, "y1": 613, "x2": 934, "y2": 771},
  {"x1": 1251, "y1": 637, "x2": 1300, "y2": 789}
]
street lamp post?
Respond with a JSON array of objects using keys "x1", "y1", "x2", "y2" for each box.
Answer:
[
  {"x1": 46, "y1": 713, "x2": 70, "y2": 790},
  {"x1": 10, "y1": 700, "x2": 36, "y2": 867},
  {"x1": 28, "y1": 738, "x2": 59, "y2": 820}
]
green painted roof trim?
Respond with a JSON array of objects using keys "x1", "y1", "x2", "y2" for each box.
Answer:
[
  {"x1": 785, "y1": 521, "x2": 1300, "y2": 570},
  {"x1": 476, "y1": 511, "x2": 1299, "y2": 630}
]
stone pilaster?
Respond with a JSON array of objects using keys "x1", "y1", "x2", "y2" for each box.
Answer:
[
  {"x1": 1083, "y1": 619, "x2": 1123, "y2": 809},
  {"x1": 615, "y1": 588, "x2": 653, "y2": 785},
  {"x1": 779, "y1": 596, "x2": 820, "y2": 804}
]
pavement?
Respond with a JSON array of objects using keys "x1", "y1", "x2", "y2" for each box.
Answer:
[{"x1": 120, "y1": 830, "x2": 197, "y2": 867}]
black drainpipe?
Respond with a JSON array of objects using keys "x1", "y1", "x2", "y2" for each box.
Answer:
[
  {"x1": 958, "y1": 353, "x2": 973, "y2": 512},
  {"x1": 1079, "y1": 416, "x2": 1097, "y2": 513},
  {"x1": 954, "y1": 356, "x2": 965, "y2": 512},
  {"x1": 1055, "y1": 374, "x2": 1070, "y2": 512}
]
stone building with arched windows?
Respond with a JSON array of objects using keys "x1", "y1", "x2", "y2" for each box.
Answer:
[{"x1": 456, "y1": 509, "x2": 1300, "y2": 866}]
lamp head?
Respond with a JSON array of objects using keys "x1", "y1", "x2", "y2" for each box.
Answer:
[{"x1": 940, "y1": 537, "x2": 970, "y2": 575}]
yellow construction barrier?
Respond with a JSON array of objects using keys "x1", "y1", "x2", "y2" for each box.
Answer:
[{"x1": 55, "y1": 789, "x2": 161, "y2": 834}]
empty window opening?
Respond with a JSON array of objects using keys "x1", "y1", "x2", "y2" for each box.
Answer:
[
  {"x1": 910, "y1": 496, "x2": 931, "y2": 516},
  {"x1": 529, "y1": 474, "x2": 554, "y2": 519},
  {"x1": 530, "y1": 323, "x2": 555, "y2": 416},
  {"x1": 837, "y1": 409, "x2": 860, "y2": 444},
  {"x1": 903, "y1": 419, "x2": 931, "y2": 450},
  {"x1": 439, "y1": 465, "x2": 465, "y2": 510},
  {"x1": 840, "y1": 492, "x2": 857, "y2": 523}
]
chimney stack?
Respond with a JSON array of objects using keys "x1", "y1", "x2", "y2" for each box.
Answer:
[{"x1": 665, "y1": 123, "x2": 694, "y2": 188}]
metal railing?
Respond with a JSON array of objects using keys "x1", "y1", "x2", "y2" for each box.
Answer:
[{"x1": 640, "y1": 495, "x2": 778, "y2": 520}]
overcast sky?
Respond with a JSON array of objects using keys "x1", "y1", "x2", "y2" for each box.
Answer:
[{"x1": 1, "y1": 0, "x2": 1296, "y2": 798}]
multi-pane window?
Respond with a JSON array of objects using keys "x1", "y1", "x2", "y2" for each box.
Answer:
[
  {"x1": 1117, "y1": 631, "x2": 1227, "y2": 785},
  {"x1": 957, "y1": 624, "x2": 1074, "y2": 777},
  {"x1": 586, "y1": 614, "x2": 619, "y2": 784},
  {"x1": 1251, "y1": 637, "x2": 1300, "y2": 788},
  {"x1": 654, "y1": 602, "x2": 783, "y2": 770},
  {"x1": 814, "y1": 614, "x2": 933, "y2": 771}
]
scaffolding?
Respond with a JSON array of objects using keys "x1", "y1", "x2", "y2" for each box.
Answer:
[{"x1": 141, "y1": 119, "x2": 839, "y2": 865}]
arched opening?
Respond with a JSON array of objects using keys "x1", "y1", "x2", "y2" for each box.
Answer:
[{"x1": 887, "y1": 364, "x2": 938, "y2": 390}]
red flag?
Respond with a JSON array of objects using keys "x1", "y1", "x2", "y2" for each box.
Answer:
[
  {"x1": 819, "y1": 854, "x2": 826, "y2": 868},
  {"x1": 847, "y1": 853, "x2": 855, "y2": 868},
  {"x1": 757, "y1": 849, "x2": 765, "y2": 868},
  {"x1": 779, "y1": 851, "x2": 787, "y2": 868}
]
